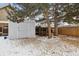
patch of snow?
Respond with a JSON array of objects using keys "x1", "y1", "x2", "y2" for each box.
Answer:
[{"x1": 0, "y1": 36, "x2": 79, "y2": 56}]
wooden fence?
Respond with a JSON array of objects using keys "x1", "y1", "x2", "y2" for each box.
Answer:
[
  {"x1": 58, "y1": 26, "x2": 79, "y2": 37},
  {"x1": 36, "y1": 26, "x2": 79, "y2": 37}
]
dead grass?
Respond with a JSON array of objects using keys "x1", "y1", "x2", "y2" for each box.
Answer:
[
  {"x1": 62, "y1": 39, "x2": 79, "y2": 47},
  {"x1": 59, "y1": 35, "x2": 79, "y2": 47}
]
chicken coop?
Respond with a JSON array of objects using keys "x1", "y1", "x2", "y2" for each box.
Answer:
[{"x1": 8, "y1": 20, "x2": 36, "y2": 39}]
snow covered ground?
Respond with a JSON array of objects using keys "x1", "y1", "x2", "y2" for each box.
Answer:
[{"x1": 0, "y1": 36, "x2": 79, "y2": 56}]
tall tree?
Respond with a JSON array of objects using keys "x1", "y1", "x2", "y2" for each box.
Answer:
[
  {"x1": 51, "y1": 3, "x2": 65, "y2": 36},
  {"x1": 52, "y1": 3, "x2": 79, "y2": 36},
  {"x1": 63, "y1": 3, "x2": 79, "y2": 23}
]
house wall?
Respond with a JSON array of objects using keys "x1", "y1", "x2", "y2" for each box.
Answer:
[
  {"x1": 8, "y1": 20, "x2": 36, "y2": 39},
  {"x1": 0, "y1": 8, "x2": 8, "y2": 21}
]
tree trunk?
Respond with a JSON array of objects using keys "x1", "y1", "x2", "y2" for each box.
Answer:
[
  {"x1": 54, "y1": 18, "x2": 58, "y2": 36},
  {"x1": 44, "y1": 8, "x2": 52, "y2": 38},
  {"x1": 53, "y1": 4, "x2": 58, "y2": 36}
]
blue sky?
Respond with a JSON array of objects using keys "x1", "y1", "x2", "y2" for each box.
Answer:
[{"x1": 0, "y1": 3, "x2": 9, "y2": 8}]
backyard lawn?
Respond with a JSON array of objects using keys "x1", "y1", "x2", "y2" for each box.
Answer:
[{"x1": 0, "y1": 36, "x2": 79, "y2": 56}]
